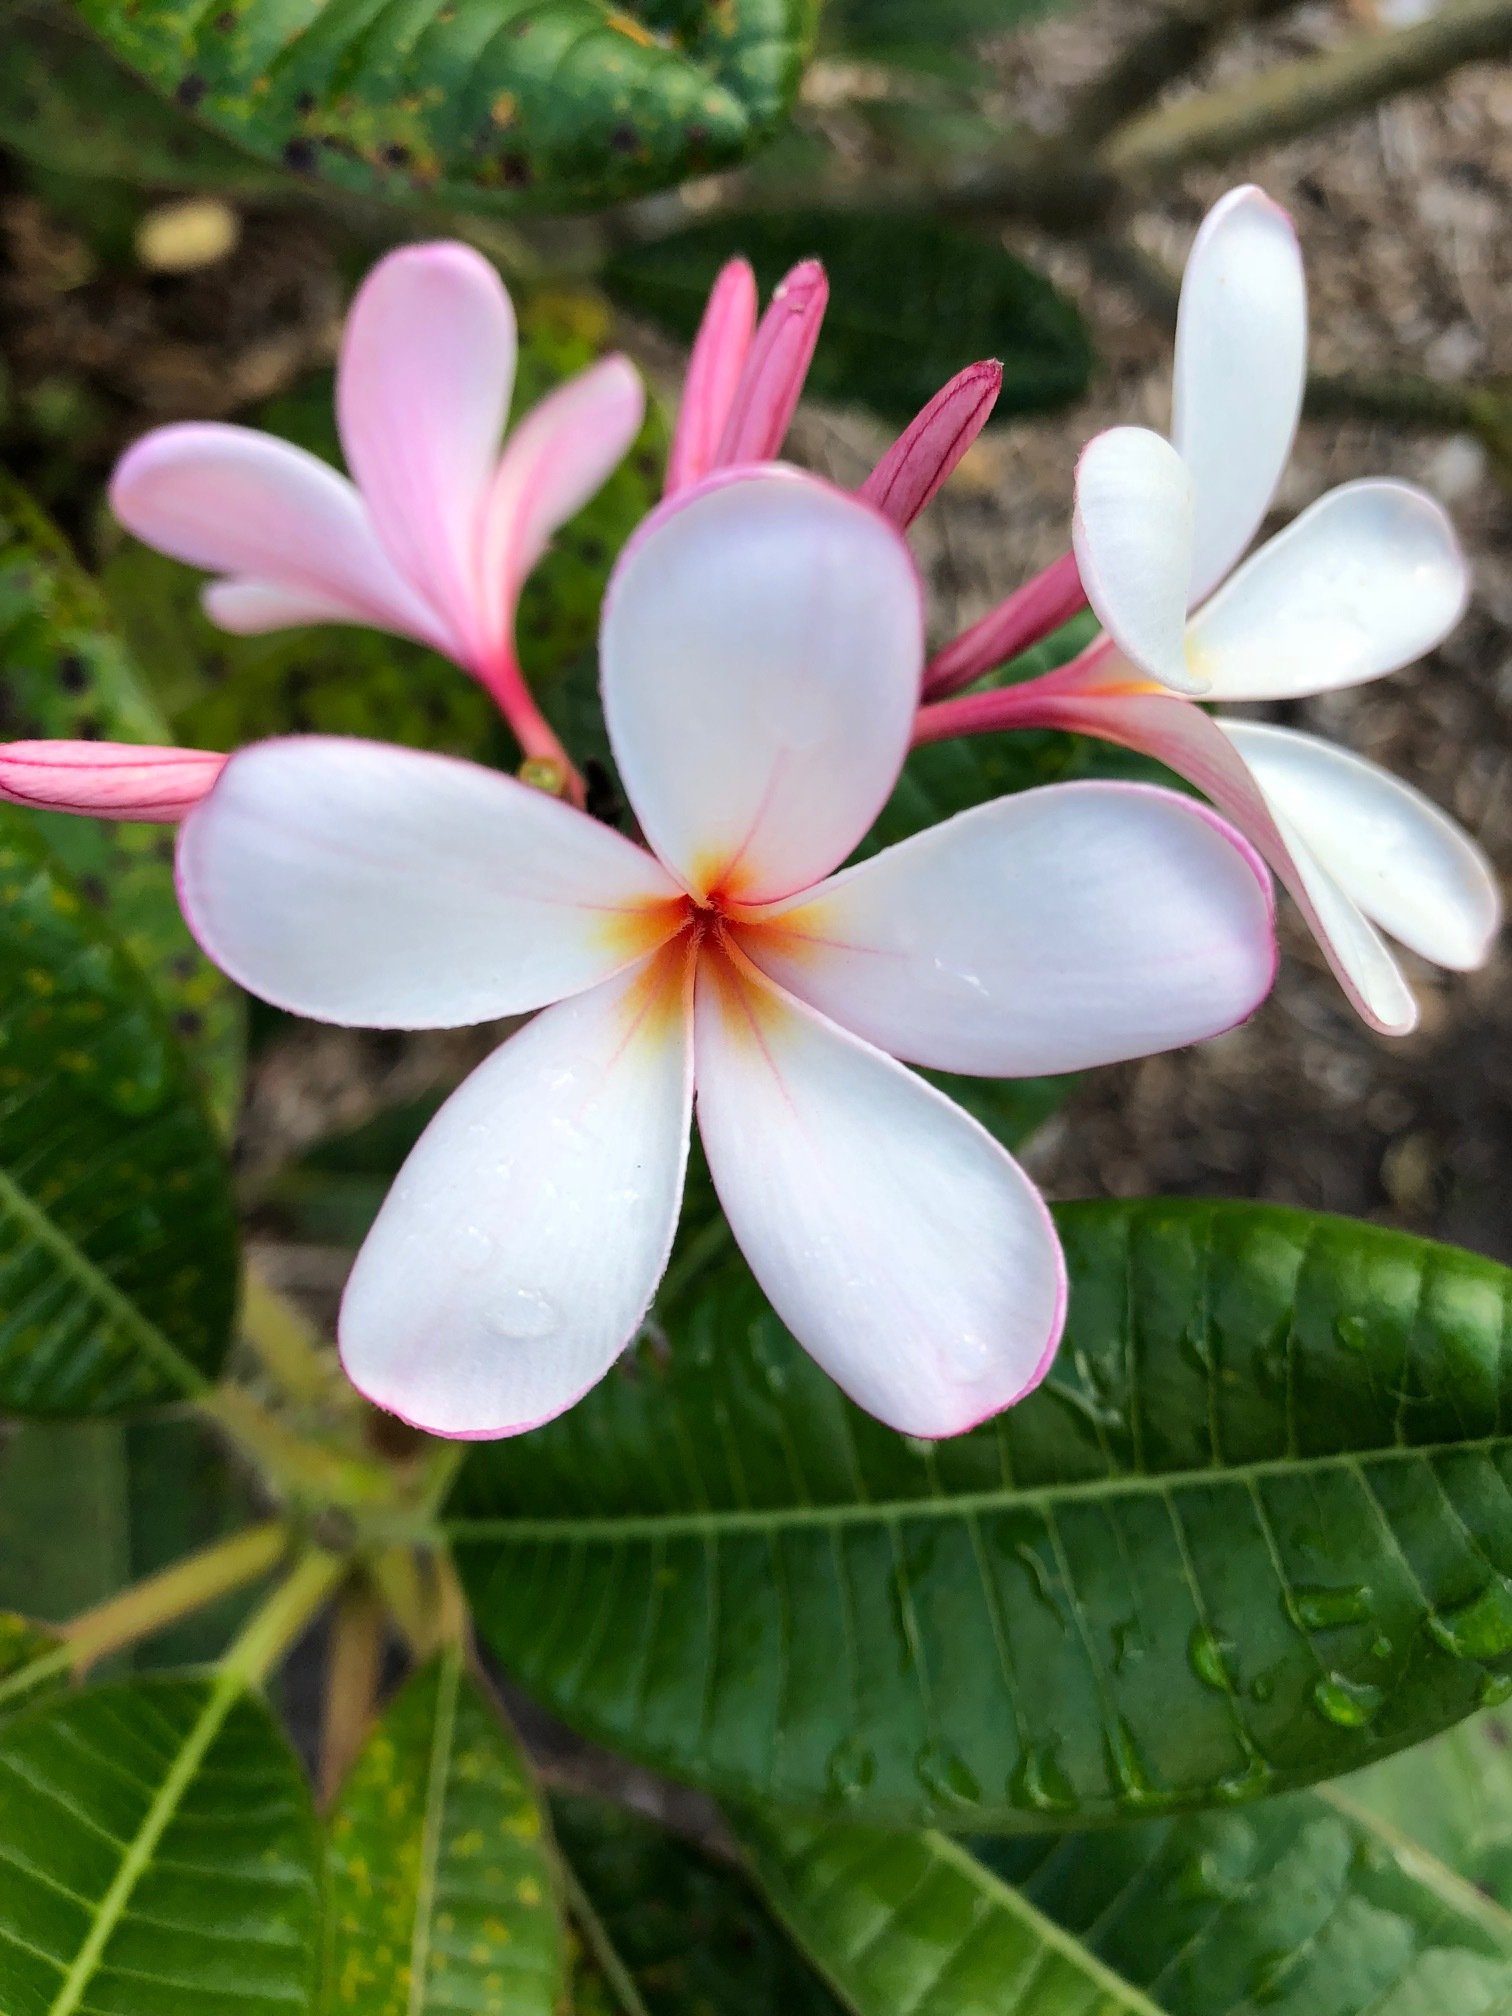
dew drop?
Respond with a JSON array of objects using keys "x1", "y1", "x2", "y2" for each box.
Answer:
[
  {"x1": 484, "y1": 1288, "x2": 559, "y2": 1342},
  {"x1": 1249, "y1": 1665, "x2": 1279, "y2": 1705},
  {"x1": 1287, "y1": 1582, "x2": 1373, "y2": 1632},
  {"x1": 1334, "y1": 1312, "x2": 1371, "y2": 1354},
  {"x1": 1105, "y1": 1720, "x2": 1170, "y2": 1810},
  {"x1": 825, "y1": 1737, "x2": 875, "y2": 1803},
  {"x1": 1112, "y1": 1619, "x2": 1145, "y2": 1673},
  {"x1": 915, "y1": 1742, "x2": 981, "y2": 1809},
  {"x1": 1175, "y1": 1850, "x2": 1243, "y2": 1902},
  {"x1": 1011, "y1": 1741, "x2": 1075, "y2": 1814},
  {"x1": 1216, "y1": 1754, "x2": 1275, "y2": 1805},
  {"x1": 1011, "y1": 1543, "x2": 1066, "y2": 1628},
  {"x1": 1479, "y1": 1670, "x2": 1512, "y2": 1708},
  {"x1": 1187, "y1": 1623, "x2": 1234, "y2": 1693},
  {"x1": 1312, "y1": 1672, "x2": 1384, "y2": 1727},
  {"x1": 1426, "y1": 1578, "x2": 1512, "y2": 1661}
]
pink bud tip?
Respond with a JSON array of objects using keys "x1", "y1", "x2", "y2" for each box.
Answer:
[
  {"x1": 0, "y1": 741, "x2": 227, "y2": 822},
  {"x1": 713, "y1": 259, "x2": 829, "y2": 469},
  {"x1": 923, "y1": 551, "x2": 1089, "y2": 700},
  {"x1": 666, "y1": 258, "x2": 760, "y2": 497},
  {"x1": 862, "y1": 361, "x2": 1003, "y2": 530}
]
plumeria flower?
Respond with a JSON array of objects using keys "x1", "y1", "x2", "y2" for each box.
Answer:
[
  {"x1": 110, "y1": 240, "x2": 645, "y2": 794},
  {"x1": 916, "y1": 187, "x2": 1500, "y2": 1035},
  {"x1": 169, "y1": 470, "x2": 1276, "y2": 1440}
]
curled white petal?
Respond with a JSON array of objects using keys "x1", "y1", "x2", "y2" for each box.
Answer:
[{"x1": 1073, "y1": 428, "x2": 1202, "y2": 693}]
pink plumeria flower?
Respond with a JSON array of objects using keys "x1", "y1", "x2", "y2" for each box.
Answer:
[
  {"x1": 918, "y1": 187, "x2": 1500, "y2": 1036},
  {"x1": 110, "y1": 241, "x2": 645, "y2": 793},
  {"x1": 172, "y1": 469, "x2": 1276, "y2": 1441},
  {"x1": 665, "y1": 253, "x2": 1007, "y2": 531}
]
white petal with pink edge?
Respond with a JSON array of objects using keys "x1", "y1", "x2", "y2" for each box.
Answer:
[
  {"x1": 1221, "y1": 719, "x2": 1500, "y2": 970},
  {"x1": 694, "y1": 954, "x2": 1065, "y2": 1438},
  {"x1": 739, "y1": 781, "x2": 1275, "y2": 1076},
  {"x1": 1173, "y1": 187, "x2": 1307, "y2": 602},
  {"x1": 110, "y1": 424, "x2": 456, "y2": 656},
  {"x1": 476, "y1": 356, "x2": 645, "y2": 658},
  {"x1": 337, "y1": 242, "x2": 516, "y2": 662},
  {"x1": 602, "y1": 469, "x2": 924, "y2": 904},
  {"x1": 177, "y1": 737, "x2": 681, "y2": 1029},
  {"x1": 1186, "y1": 481, "x2": 1469, "y2": 701},
  {"x1": 340, "y1": 952, "x2": 694, "y2": 1439},
  {"x1": 1073, "y1": 428, "x2": 1202, "y2": 694}
]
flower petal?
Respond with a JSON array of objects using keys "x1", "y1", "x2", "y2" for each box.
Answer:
[
  {"x1": 341, "y1": 950, "x2": 694, "y2": 1438},
  {"x1": 1186, "y1": 480, "x2": 1470, "y2": 700},
  {"x1": 201, "y1": 578, "x2": 385, "y2": 634},
  {"x1": 1073, "y1": 427, "x2": 1202, "y2": 694},
  {"x1": 475, "y1": 355, "x2": 645, "y2": 663},
  {"x1": 694, "y1": 951, "x2": 1066, "y2": 1437},
  {"x1": 336, "y1": 241, "x2": 516, "y2": 664},
  {"x1": 1220, "y1": 719, "x2": 1500, "y2": 971},
  {"x1": 715, "y1": 261, "x2": 828, "y2": 467},
  {"x1": 0, "y1": 741, "x2": 225, "y2": 822},
  {"x1": 740, "y1": 780, "x2": 1275, "y2": 1074},
  {"x1": 861, "y1": 361, "x2": 1002, "y2": 530},
  {"x1": 667, "y1": 258, "x2": 759, "y2": 495},
  {"x1": 110, "y1": 424, "x2": 457, "y2": 655},
  {"x1": 1172, "y1": 186, "x2": 1307, "y2": 602},
  {"x1": 601, "y1": 469, "x2": 924, "y2": 903},
  {"x1": 177, "y1": 736, "x2": 681, "y2": 1028}
]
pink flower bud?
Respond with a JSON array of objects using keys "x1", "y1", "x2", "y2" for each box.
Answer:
[
  {"x1": 861, "y1": 362, "x2": 1002, "y2": 530},
  {"x1": 0, "y1": 741, "x2": 226, "y2": 822},
  {"x1": 715, "y1": 260, "x2": 828, "y2": 467}
]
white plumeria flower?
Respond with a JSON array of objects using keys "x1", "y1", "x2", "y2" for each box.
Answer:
[
  {"x1": 176, "y1": 469, "x2": 1276, "y2": 1441},
  {"x1": 111, "y1": 240, "x2": 644, "y2": 786},
  {"x1": 1066, "y1": 186, "x2": 1499, "y2": 1034}
]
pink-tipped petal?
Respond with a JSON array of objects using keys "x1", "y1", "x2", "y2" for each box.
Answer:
[
  {"x1": 201, "y1": 578, "x2": 385, "y2": 634},
  {"x1": 341, "y1": 949, "x2": 694, "y2": 1439},
  {"x1": 177, "y1": 736, "x2": 681, "y2": 1029},
  {"x1": 666, "y1": 258, "x2": 759, "y2": 495},
  {"x1": 0, "y1": 741, "x2": 226, "y2": 822},
  {"x1": 1173, "y1": 187, "x2": 1307, "y2": 602},
  {"x1": 337, "y1": 241, "x2": 517, "y2": 665},
  {"x1": 111, "y1": 424, "x2": 457, "y2": 657},
  {"x1": 1187, "y1": 480, "x2": 1470, "y2": 701},
  {"x1": 1220, "y1": 720, "x2": 1500, "y2": 972},
  {"x1": 741, "y1": 780, "x2": 1275, "y2": 1075},
  {"x1": 1074, "y1": 427, "x2": 1203, "y2": 693},
  {"x1": 694, "y1": 951, "x2": 1066, "y2": 1438},
  {"x1": 861, "y1": 361, "x2": 1003, "y2": 529},
  {"x1": 923, "y1": 551, "x2": 1087, "y2": 700},
  {"x1": 714, "y1": 260, "x2": 828, "y2": 467},
  {"x1": 601, "y1": 469, "x2": 924, "y2": 904},
  {"x1": 476, "y1": 354, "x2": 645, "y2": 664}
]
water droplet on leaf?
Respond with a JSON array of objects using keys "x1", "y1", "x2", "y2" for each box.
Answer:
[
  {"x1": 1106, "y1": 1720, "x2": 1170, "y2": 1810},
  {"x1": 1188, "y1": 1623, "x2": 1234, "y2": 1692},
  {"x1": 1288, "y1": 1583, "x2": 1373, "y2": 1631},
  {"x1": 915, "y1": 1742, "x2": 980, "y2": 1808},
  {"x1": 1011, "y1": 1741, "x2": 1075, "y2": 1813},
  {"x1": 1312, "y1": 1673, "x2": 1384, "y2": 1727},
  {"x1": 1334, "y1": 1313, "x2": 1370, "y2": 1354},
  {"x1": 1427, "y1": 1578, "x2": 1512, "y2": 1661},
  {"x1": 825, "y1": 1737, "x2": 875, "y2": 1802}
]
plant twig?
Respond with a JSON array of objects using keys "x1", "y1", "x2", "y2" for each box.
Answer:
[
  {"x1": 319, "y1": 1578, "x2": 386, "y2": 1805},
  {"x1": 239, "y1": 1266, "x2": 344, "y2": 1411},
  {"x1": 60, "y1": 1521, "x2": 290, "y2": 1674},
  {"x1": 1063, "y1": 0, "x2": 1301, "y2": 146}
]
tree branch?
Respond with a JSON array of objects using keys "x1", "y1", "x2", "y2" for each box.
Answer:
[{"x1": 1063, "y1": 0, "x2": 1301, "y2": 146}]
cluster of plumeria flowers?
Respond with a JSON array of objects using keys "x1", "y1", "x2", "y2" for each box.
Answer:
[{"x1": 1, "y1": 188, "x2": 1497, "y2": 1442}]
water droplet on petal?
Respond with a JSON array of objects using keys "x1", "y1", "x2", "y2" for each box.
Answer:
[
  {"x1": 452, "y1": 1224, "x2": 494, "y2": 1274},
  {"x1": 484, "y1": 1289, "x2": 559, "y2": 1343}
]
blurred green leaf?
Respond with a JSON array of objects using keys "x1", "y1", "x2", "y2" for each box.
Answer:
[
  {"x1": 0, "y1": 1611, "x2": 65, "y2": 1724},
  {"x1": 0, "y1": 471, "x2": 244, "y2": 1124},
  {"x1": 607, "y1": 211, "x2": 1093, "y2": 426},
  {"x1": 554, "y1": 1793, "x2": 844, "y2": 2016},
  {"x1": 0, "y1": 1675, "x2": 320, "y2": 2014},
  {"x1": 70, "y1": 0, "x2": 819, "y2": 213},
  {"x1": 0, "y1": 810, "x2": 238, "y2": 1414},
  {"x1": 324, "y1": 1651, "x2": 566, "y2": 2014},
  {"x1": 741, "y1": 1790, "x2": 1512, "y2": 2015},
  {"x1": 1344, "y1": 1705, "x2": 1512, "y2": 1910},
  {"x1": 824, "y1": 0, "x2": 1072, "y2": 58},
  {"x1": 456, "y1": 1200, "x2": 1512, "y2": 1830}
]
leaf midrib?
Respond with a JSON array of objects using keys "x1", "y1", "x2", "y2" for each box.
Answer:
[
  {"x1": 407, "y1": 1650, "x2": 460, "y2": 2016},
  {"x1": 448, "y1": 1429, "x2": 1506, "y2": 1543},
  {"x1": 46, "y1": 1675, "x2": 242, "y2": 2016}
]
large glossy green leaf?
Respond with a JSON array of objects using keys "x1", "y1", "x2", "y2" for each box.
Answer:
[
  {"x1": 0, "y1": 1675, "x2": 320, "y2": 2014},
  {"x1": 607, "y1": 211, "x2": 1092, "y2": 426},
  {"x1": 741, "y1": 1790, "x2": 1512, "y2": 2015},
  {"x1": 1345, "y1": 1705, "x2": 1512, "y2": 1910},
  {"x1": 454, "y1": 1199, "x2": 1512, "y2": 1829},
  {"x1": 0, "y1": 809, "x2": 238, "y2": 1413},
  {"x1": 554, "y1": 1792, "x2": 844, "y2": 2015},
  {"x1": 323, "y1": 1651, "x2": 565, "y2": 2014},
  {"x1": 70, "y1": 0, "x2": 818, "y2": 214},
  {"x1": 0, "y1": 472, "x2": 244, "y2": 1123}
]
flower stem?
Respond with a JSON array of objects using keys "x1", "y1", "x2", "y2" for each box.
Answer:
[
  {"x1": 240, "y1": 1267, "x2": 343, "y2": 1410},
  {"x1": 475, "y1": 648, "x2": 586, "y2": 808},
  {"x1": 199, "y1": 1386, "x2": 396, "y2": 1510}
]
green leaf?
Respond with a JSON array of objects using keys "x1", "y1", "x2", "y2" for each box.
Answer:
[
  {"x1": 0, "y1": 1674, "x2": 320, "y2": 2014},
  {"x1": 607, "y1": 211, "x2": 1092, "y2": 426},
  {"x1": 71, "y1": 0, "x2": 818, "y2": 214},
  {"x1": 1344, "y1": 1705, "x2": 1512, "y2": 1909},
  {"x1": 554, "y1": 1792, "x2": 844, "y2": 2016},
  {"x1": 454, "y1": 1199, "x2": 1512, "y2": 1829},
  {"x1": 0, "y1": 1611, "x2": 65, "y2": 1723},
  {"x1": 740, "y1": 1790, "x2": 1512, "y2": 2016},
  {"x1": 0, "y1": 471, "x2": 244, "y2": 1124},
  {"x1": 0, "y1": 809, "x2": 238, "y2": 1413},
  {"x1": 323, "y1": 1651, "x2": 565, "y2": 2014},
  {"x1": 824, "y1": 0, "x2": 1072, "y2": 58}
]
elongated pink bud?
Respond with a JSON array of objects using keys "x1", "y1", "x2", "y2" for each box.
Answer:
[
  {"x1": 923, "y1": 550, "x2": 1088, "y2": 700},
  {"x1": 715, "y1": 260, "x2": 828, "y2": 468},
  {"x1": 0, "y1": 741, "x2": 226, "y2": 822},
  {"x1": 862, "y1": 362, "x2": 1002, "y2": 529},
  {"x1": 666, "y1": 259, "x2": 759, "y2": 496}
]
